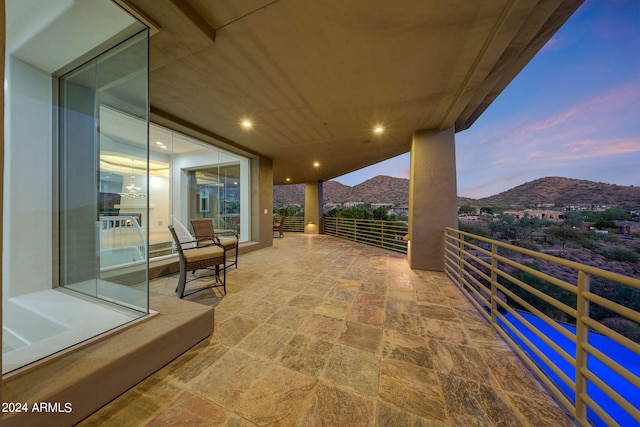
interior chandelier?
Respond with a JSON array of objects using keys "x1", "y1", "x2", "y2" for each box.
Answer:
[{"x1": 119, "y1": 161, "x2": 146, "y2": 197}]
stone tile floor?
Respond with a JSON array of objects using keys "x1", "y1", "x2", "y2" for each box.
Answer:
[{"x1": 80, "y1": 234, "x2": 576, "y2": 426}]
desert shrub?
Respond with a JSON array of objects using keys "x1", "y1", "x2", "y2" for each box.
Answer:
[
  {"x1": 577, "y1": 238, "x2": 599, "y2": 250},
  {"x1": 600, "y1": 317, "x2": 640, "y2": 343},
  {"x1": 599, "y1": 248, "x2": 640, "y2": 263}
]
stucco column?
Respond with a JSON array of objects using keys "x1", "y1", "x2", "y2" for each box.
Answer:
[
  {"x1": 408, "y1": 127, "x2": 457, "y2": 271},
  {"x1": 304, "y1": 181, "x2": 323, "y2": 234}
]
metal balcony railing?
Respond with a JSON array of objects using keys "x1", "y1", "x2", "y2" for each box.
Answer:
[
  {"x1": 274, "y1": 216, "x2": 305, "y2": 233},
  {"x1": 323, "y1": 217, "x2": 408, "y2": 254},
  {"x1": 444, "y1": 227, "x2": 640, "y2": 427}
]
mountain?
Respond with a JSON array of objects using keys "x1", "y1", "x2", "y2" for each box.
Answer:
[
  {"x1": 274, "y1": 175, "x2": 409, "y2": 206},
  {"x1": 479, "y1": 177, "x2": 640, "y2": 208},
  {"x1": 274, "y1": 176, "x2": 640, "y2": 208}
]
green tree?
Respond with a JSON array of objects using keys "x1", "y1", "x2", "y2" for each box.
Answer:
[
  {"x1": 459, "y1": 204, "x2": 476, "y2": 215},
  {"x1": 372, "y1": 206, "x2": 390, "y2": 220},
  {"x1": 547, "y1": 225, "x2": 581, "y2": 249}
]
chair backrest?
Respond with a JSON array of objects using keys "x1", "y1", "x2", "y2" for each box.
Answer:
[
  {"x1": 191, "y1": 219, "x2": 215, "y2": 240},
  {"x1": 170, "y1": 217, "x2": 196, "y2": 249}
]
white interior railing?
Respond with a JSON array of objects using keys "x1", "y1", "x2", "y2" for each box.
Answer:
[
  {"x1": 444, "y1": 227, "x2": 640, "y2": 427},
  {"x1": 99, "y1": 216, "x2": 146, "y2": 268}
]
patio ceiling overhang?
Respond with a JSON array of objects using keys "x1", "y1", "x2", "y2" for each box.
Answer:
[{"x1": 119, "y1": 0, "x2": 583, "y2": 185}]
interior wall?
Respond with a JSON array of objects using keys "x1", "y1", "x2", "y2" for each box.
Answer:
[{"x1": 2, "y1": 57, "x2": 53, "y2": 297}]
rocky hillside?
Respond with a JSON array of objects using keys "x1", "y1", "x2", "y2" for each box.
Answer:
[
  {"x1": 274, "y1": 176, "x2": 639, "y2": 208},
  {"x1": 274, "y1": 175, "x2": 410, "y2": 206},
  {"x1": 479, "y1": 177, "x2": 640, "y2": 208}
]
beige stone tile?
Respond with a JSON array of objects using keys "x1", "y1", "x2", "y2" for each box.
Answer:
[
  {"x1": 300, "y1": 314, "x2": 346, "y2": 341},
  {"x1": 237, "y1": 324, "x2": 294, "y2": 360},
  {"x1": 192, "y1": 349, "x2": 270, "y2": 409},
  {"x1": 438, "y1": 373, "x2": 523, "y2": 427},
  {"x1": 237, "y1": 299, "x2": 280, "y2": 322},
  {"x1": 376, "y1": 401, "x2": 448, "y2": 427},
  {"x1": 382, "y1": 338, "x2": 434, "y2": 370},
  {"x1": 386, "y1": 297, "x2": 420, "y2": 314},
  {"x1": 279, "y1": 279, "x2": 309, "y2": 292},
  {"x1": 378, "y1": 359, "x2": 446, "y2": 422},
  {"x1": 415, "y1": 291, "x2": 450, "y2": 307},
  {"x1": 236, "y1": 366, "x2": 317, "y2": 426},
  {"x1": 146, "y1": 391, "x2": 231, "y2": 426},
  {"x1": 429, "y1": 341, "x2": 494, "y2": 383},
  {"x1": 421, "y1": 318, "x2": 470, "y2": 345},
  {"x1": 301, "y1": 283, "x2": 332, "y2": 298},
  {"x1": 354, "y1": 291, "x2": 385, "y2": 307},
  {"x1": 479, "y1": 347, "x2": 548, "y2": 397},
  {"x1": 338, "y1": 321, "x2": 383, "y2": 354},
  {"x1": 80, "y1": 376, "x2": 183, "y2": 427},
  {"x1": 215, "y1": 315, "x2": 260, "y2": 347},
  {"x1": 322, "y1": 344, "x2": 380, "y2": 396},
  {"x1": 359, "y1": 282, "x2": 387, "y2": 295},
  {"x1": 384, "y1": 311, "x2": 425, "y2": 337},
  {"x1": 279, "y1": 334, "x2": 334, "y2": 376},
  {"x1": 328, "y1": 287, "x2": 357, "y2": 302},
  {"x1": 417, "y1": 304, "x2": 457, "y2": 321},
  {"x1": 347, "y1": 303, "x2": 385, "y2": 326},
  {"x1": 314, "y1": 298, "x2": 350, "y2": 319},
  {"x1": 335, "y1": 278, "x2": 362, "y2": 290},
  {"x1": 508, "y1": 392, "x2": 575, "y2": 427},
  {"x1": 266, "y1": 306, "x2": 310, "y2": 331},
  {"x1": 262, "y1": 288, "x2": 297, "y2": 305},
  {"x1": 287, "y1": 294, "x2": 323, "y2": 311},
  {"x1": 301, "y1": 382, "x2": 376, "y2": 427}
]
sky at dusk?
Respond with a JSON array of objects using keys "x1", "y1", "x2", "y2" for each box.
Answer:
[{"x1": 334, "y1": 0, "x2": 640, "y2": 199}]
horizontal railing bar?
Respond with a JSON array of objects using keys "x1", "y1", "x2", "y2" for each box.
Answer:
[
  {"x1": 496, "y1": 299, "x2": 577, "y2": 366},
  {"x1": 496, "y1": 310, "x2": 575, "y2": 388},
  {"x1": 582, "y1": 317, "x2": 640, "y2": 357},
  {"x1": 579, "y1": 392, "x2": 617, "y2": 427},
  {"x1": 582, "y1": 342, "x2": 640, "y2": 389},
  {"x1": 495, "y1": 268, "x2": 577, "y2": 317},
  {"x1": 496, "y1": 284, "x2": 577, "y2": 345},
  {"x1": 448, "y1": 227, "x2": 640, "y2": 288},
  {"x1": 494, "y1": 252, "x2": 577, "y2": 294},
  {"x1": 580, "y1": 368, "x2": 640, "y2": 423},
  {"x1": 583, "y1": 292, "x2": 640, "y2": 323}
]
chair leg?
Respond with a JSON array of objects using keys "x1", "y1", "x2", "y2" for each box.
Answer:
[{"x1": 175, "y1": 262, "x2": 187, "y2": 298}]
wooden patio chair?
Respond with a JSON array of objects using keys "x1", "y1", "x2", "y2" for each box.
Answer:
[
  {"x1": 168, "y1": 223, "x2": 226, "y2": 298},
  {"x1": 273, "y1": 216, "x2": 285, "y2": 238},
  {"x1": 191, "y1": 219, "x2": 238, "y2": 271}
]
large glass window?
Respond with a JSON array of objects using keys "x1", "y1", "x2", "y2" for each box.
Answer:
[
  {"x1": 59, "y1": 31, "x2": 149, "y2": 312},
  {"x1": 148, "y1": 126, "x2": 250, "y2": 257}
]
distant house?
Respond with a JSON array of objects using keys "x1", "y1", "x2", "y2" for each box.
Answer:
[
  {"x1": 503, "y1": 209, "x2": 566, "y2": 222},
  {"x1": 343, "y1": 201, "x2": 365, "y2": 208},
  {"x1": 613, "y1": 221, "x2": 640, "y2": 236}
]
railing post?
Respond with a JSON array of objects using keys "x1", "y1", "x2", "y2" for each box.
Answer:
[
  {"x1": 575, "y1": 270, "x2": 590, "y2": 424},
  {"x1": 353, "y1": 218, "x2": 357, "y2": 242},
  {"x1": 457, "y1": 230, "x2": 464, "y2": 289},
  {"x1": 491, "y1": 242, "x2": 497, "y2": 329}
]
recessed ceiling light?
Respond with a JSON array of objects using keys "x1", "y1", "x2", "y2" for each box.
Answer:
[
  {"x1": 313, "y1": 162, "x2": 320, "y2": 167},
  {"x1": 160, "y1": 146, "x2": 167, "y2": 149},
  {"x1": 374, "y1": 126, "x2": 384, "y2": 134},
  {"x1": 286, "y1": 178, "x2": 291, "y2": 182},
  {"x1": 242, "y1": 120, "x2": 252, "y2": 128},
  {"x1": 156, "y1": 141, "x2": 164, "y2": 145}
]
